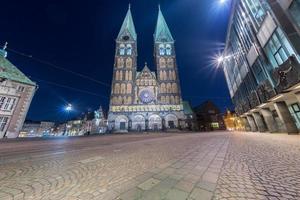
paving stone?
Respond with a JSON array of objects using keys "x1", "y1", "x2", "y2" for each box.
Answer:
[
  {"x1": 165, "y1": 189, "x2": 189, "y2": 200},
  {"x1": 137, "y1": 178, "x2": 161, "y2": 191},
  {"x1": 189, "y1": 188, "x2": 213, "y2": 200}
]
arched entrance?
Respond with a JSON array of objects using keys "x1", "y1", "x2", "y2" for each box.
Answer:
[
  {"x1": 165, "y1": 114, "x2": 178, "y2": 129},
  {"x1": 115, "y1": 115, "x2": 129, "y2": 131},
  {"x1": 149, "y1": 115, "x2": 162, "y2": 131},
  {"x1": 132, "y1": 115, "x2": 145, "y2": 132}
]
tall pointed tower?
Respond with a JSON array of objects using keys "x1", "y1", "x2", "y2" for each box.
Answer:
[
  {"x1": 110, "y1": 5, "x2": 137, "y2": 107},
  {"x1": 154, "y1": 6, "x2": 182, "y2": 106}
]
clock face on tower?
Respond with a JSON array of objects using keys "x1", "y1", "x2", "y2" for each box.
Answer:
[{"x1": 139, "y1": 89, "x2": 154, "y2": 104}]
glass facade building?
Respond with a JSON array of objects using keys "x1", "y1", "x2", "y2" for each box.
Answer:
[{"x1": 223, "y1": 0, "x2": 300, "y2": 134}]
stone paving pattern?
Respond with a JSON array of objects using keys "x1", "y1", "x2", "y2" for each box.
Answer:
[{"x1": 0, "y1": 132, "x2": 299, "y2": 200}]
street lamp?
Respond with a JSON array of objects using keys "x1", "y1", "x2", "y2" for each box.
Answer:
[
  {"x1": 65, "y1": 104, "x2": 72, "y2": 112},
  {"x1": 63, "y1": 103, "x2": 73, "y2": 136}
]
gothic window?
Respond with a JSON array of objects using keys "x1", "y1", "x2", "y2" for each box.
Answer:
[
  {"x1": 172, "y1": 83, "x2": 177, "y2": 93},
  {"x1": 166, "y1": 44, "x2": 172, "y2": 55},
  {"x1": 166, "y1": 96, "x2": 170, "y2": 104},
  {"x1": 126, "y1": 44, "x2": 132, "y2": 55},
  {"x1": 112, "y1": 97, "x2": 116, "y2": 104},
  {"x1": 119, "y1": 71, "x2": 123, "y2": 81},
  {"x1": 160, "y1": 71, "x2": 164, "y2": 80},
  {"x1": 126, "y1": 58, "x2": 132, "y2": 68},
  {"x1": 161, "y1": 83, "x2": 166, "y2": 93},
  {"x1": 173, "y1": 71, "x2": 176, "y2": 80},
  {"x1": 127, "y1": 96, "x2": 132, "y2": 104},
  {"x1": 129, "y1": 72, "x2": 132, "y2": 80},
  {"x1": 159, "y1": 58, "x2": 166, "y2": 68},
  {"x1": 170, "y1": 96, "x2": 175, "y2": 104},
  {"x1": 121, "y1": 84, "x2": 126, "y2": 94},
  {"x1": 163, "y1": 71, "x2": 167, "y2": 80},
  {"x1": 117, "y1": 58, "x2": 124, "y2": 68},
  {"x1": 175, "y1": 96, "x2": 179, "y2": 104},
  {"x1": 127, "y1": 83, "x2": 132, "y2": 94},
  {"x1": 167, "y1": 58, "x2": 174, "y2": 68},
  {"x1": 114, "y1": 83, "x2": 120, "y2": 94},
  {"x1": 118, "y1": 96, "x2": 122, "y2": 104},
  {"x1": 119, "y1": 44, "x2": 125, "y2": 55},
  {"x1": 115, "y1": 71, "x2": 119, "y2": 80},
  {"x1": 125, "y1": 71, "x2": 129, "y2": 80},
  {"x1": 159, "y1": 44, "x2": 165, "y2": 55},
  {"x1": 161, "y1": 96, "x2": 165, "y2": 103},
  {"x1": 168, "y1": 71, "x2": 173, "y2": 80},
  {"x1": 167, "y1": 83, "x2": 172, "y2": 93}
]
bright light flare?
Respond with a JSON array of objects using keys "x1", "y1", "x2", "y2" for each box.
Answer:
[
  {"x1": 65, "y1": 104, "x2": 73, "y2": 112},
  {"x1": 219, "y1": 0, "x2": 227, "y2": 4}
]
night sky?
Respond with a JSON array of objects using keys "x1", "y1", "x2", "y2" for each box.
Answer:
[{"x1": 1, "y1": 0, "x2": 232, "y2": 121}]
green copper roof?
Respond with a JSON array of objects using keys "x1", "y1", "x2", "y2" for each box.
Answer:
[
  {"x1": 154, "y1": 7, "x2": 174, "y2": 42},
  {"x1": 183, "y1": 101, "x2": 194, "y2": 115},
  {"x1": 0, "y1": 53, "x2": 36, "y2": 86},
  {"x1": 117, "y1": 6, "x2": 137, "y2": 40}
]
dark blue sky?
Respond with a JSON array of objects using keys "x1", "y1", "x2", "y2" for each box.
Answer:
[{"x1": 1, "y1": 0, "x2": 232, "y2": 121}]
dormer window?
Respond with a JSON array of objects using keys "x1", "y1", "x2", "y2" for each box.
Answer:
[
  {"x1": 159, "y1": 44, "x2": 165, "y2": 56},
  {"x1": 126, "y1": 44, "x2": 132, "y2": 55},
  {"x1": 166, "y1": 44, "x2": 172, "y2": 55},
  {"x1": 119, "y1": 44, "x2": 125, "y2": 55}
]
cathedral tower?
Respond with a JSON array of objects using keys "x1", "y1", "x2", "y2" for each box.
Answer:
[
  {"x1": 110, "y1": 5, "x2": 137, "y2": 107},
  {"x1": 154, "y1": 6, "x2": 182, "y2": 106}
]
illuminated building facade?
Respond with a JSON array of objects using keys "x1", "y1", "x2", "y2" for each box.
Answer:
[
  {"x1": 108, "y1": 6, "x2": 186, "y2": 132},
  {"x1": 223, "y1": 0, "x2": 300, "y2": 134},
  {"x1": 0, "y1": 44, "x2": 37, "y2": 138}
]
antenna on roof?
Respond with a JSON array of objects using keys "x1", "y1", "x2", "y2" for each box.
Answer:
[
  {"x1": 129, "y1": 3, "x2": 131, "y2": 9},
  {"x1": 3, "y1": 42, "x2": 7, "y2": 50}
]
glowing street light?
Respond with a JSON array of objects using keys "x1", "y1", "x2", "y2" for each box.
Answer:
[{"x1": 65, "y1": 104, "x2": 73, "y2": 112}]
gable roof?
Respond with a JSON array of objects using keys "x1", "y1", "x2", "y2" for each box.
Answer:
[
  {"x1": 117, "y1": 6, "x2": 137, "y2": 41},
  {"x1": 154, "y1": 7, "x2": 174, "y2": 42},
  {"x1": 0, "y1": 51, "x2": 36, "y2": 86}
]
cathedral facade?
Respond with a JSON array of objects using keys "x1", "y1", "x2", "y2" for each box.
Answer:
[{"x1": 108, "y1": 6, "x2": 186, "y2": 132}]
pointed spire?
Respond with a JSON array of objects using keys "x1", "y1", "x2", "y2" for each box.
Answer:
[
  {"x1": 117, "y1": 5, "x2": 137, "y2": 40},
  {"x1": 154, "y1": 6, "x2": 174, "y2": 42},
  {"x1": 0, "y1": 42, "x2": 8, "y2": 58}
]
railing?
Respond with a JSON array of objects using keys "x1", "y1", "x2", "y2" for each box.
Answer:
[{"x1": 272, "y1": 55, "x2": 300, "y2": 93}]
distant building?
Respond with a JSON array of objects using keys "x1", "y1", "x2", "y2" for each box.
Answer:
[
  {"x1": 0, "y1": 44, "x2": 37, "y2": 138},
  {"x1": 19, "y1": 120, "x2": 55, "y2": 137},
  {"x1": 182, "y1": 101, "x2": 198, "y2": 131},
  {"x1": 223, "y1": 110, "x2": 245, "y2": 131},
  {"x1": 108, "y1": 6, "x2": 186, "y2": 132},
  {"x1": 194, "y1": 101, "x2": 226, "y2": 131}
]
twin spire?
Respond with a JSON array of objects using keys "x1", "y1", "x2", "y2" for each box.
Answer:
[{"x1": 117, "y1": 5, "x2": 174, "y2": 42}]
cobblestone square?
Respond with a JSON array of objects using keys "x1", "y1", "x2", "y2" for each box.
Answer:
[{"x1": 0, "y1": 132, "x2": 299, "y2": 200}]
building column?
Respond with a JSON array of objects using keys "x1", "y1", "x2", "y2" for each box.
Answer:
[
  {"x1": 242, "y1": 117, "x2": 251, "y2": 131},
  {"x1": 252, "y1": 112, "x2": 267, "y2": 132},
  {"x1": 274, "y1": 101, "x2": 299, "y2": 134},
  {"x1": 246, "y1": 115, "x2": 258, "y2": 132},
  {"x1": 260, "y1": 108, "x2": 278, "y2": 133}
]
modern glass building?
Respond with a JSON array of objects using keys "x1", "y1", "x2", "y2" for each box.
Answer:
[{"x1": 223, "y1": 0, "x2": 300, "y2": 133}]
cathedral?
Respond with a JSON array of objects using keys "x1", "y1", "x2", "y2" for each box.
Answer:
[{"x1": 108, "y1": 6, "x2": 186, "y2": 132}]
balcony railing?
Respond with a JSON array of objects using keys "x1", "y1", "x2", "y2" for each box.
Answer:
[{"x1": 272, "y1": 55, "x2": 300, "y2": 93}]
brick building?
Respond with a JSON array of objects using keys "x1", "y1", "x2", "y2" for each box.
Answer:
[{"x1": 0, "y1": 44, "x2": 37, "y2": 138}]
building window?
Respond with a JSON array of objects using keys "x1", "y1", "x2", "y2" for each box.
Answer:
[
  {"x1": 119, "y1": 44, "x2": 125, "y2": 55},
  {"x1": 288, "y1": 103, "x2": 300, "y2": 129},
  {"x1": 159, "y1": 44, "x2": 165, "y2": 56},
  {"x1": 17, "y1": 86, "x2": 25, "y2": 92},
  {"x1": 289, "y1": 0, "x2": 300, "y2": 28},
  {"x1": 0, "y1": 97, "x2": 16, "y2": 111},
  {"x1": 126, "y1": 44, "x2": 132, "y2": 55},
  {"x1": 166, "y1": 44, "x2": 172, "y2": 55},
  {"x1": 0, "y1": 116, "x2": 9, "y2": 132},
  {"x1": 264, "y1": 28, "x2": 296, "y2": 68}
]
